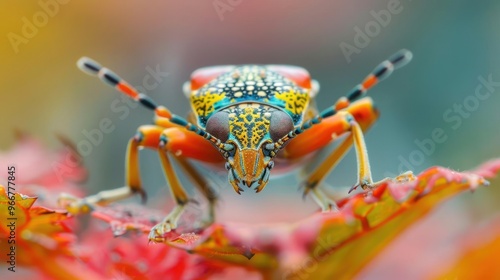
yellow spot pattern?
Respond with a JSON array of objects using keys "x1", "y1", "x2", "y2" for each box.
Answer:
[
  {"x1": 190, "y1": 91, "x2": 226, "y2": 119},
  {"x1": 229, "y1": 105, "x2": 271, "y2": 149},
  {"x1": 274, "y1": 90, "x2": 310, "y2": 116}
]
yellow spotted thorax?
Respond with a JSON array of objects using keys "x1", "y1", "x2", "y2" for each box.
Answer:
[{"x1": 190, "y1": 65, "x2": 311, "y2": 130}]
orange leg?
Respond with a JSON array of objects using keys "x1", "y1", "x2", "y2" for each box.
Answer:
[
  {"x1": 283, "y1": 98, "x2": 378, "y2": 159},
  {"x1": 149, "y1": 127, "x2": 224, "y2": 241},
  {"x1": 60, "y1": 124, "x2": 223, "y2": 239},
  {"x1": 282, "y1": 98, "x2": 414, "y2": 211},
  {"x1": 60, "y1": 125, "x2": 163, "y2": 214},
  {"x1": 72, "y1": 57, "x2": 227, "y2": 237},
  {"x1": 274, "y1": 51, "x2": 414, "y2": 211}
]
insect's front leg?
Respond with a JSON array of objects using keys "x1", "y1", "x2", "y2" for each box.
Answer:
[
  {"x1": 60, "y1": 122, "x2": 223, "y2": 240},
  {"x1": 286, "y1": 110, "x2": 369, "y2": 211},
  {"x1": 174, "y1": 157, "x2": 218, "y2": 226},
  {"x1": 149, "y1": 126, "x2": 223, "y2": 242},
  {"x1": 59, "y1": 125, "x2": 163, "y2": 214},
  {"x1": 283, "y1": 98, "x2": 414, "y2": 211}
]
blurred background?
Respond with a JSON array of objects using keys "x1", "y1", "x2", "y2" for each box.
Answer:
[{"x1": 2, "y1": 0, "x2": 500, "y2": 278}]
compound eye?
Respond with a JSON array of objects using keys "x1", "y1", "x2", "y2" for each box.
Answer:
[
  {"x1": 206, "y1": 111, "x2": 230, "y2": 142},
  {"x1": 269, "y1": 110, "x2": 294, "y2": 142}
]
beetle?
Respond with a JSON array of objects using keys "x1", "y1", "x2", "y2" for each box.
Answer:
[{"x1": 64, "y1": 49, "x2": 413, "y2": 242}]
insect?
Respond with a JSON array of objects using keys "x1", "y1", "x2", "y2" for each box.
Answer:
[{"x1": 64, "y1": 49, "x2": 414, "y2": 242}]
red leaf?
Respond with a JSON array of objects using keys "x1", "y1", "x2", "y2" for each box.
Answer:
[{"x1": 89, "y1": 160, "x2": 500, "y2": 278}]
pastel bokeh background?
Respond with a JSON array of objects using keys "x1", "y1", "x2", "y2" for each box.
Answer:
[{"x1": 2, "y1": 1, "x2": 500, "y2": 278}]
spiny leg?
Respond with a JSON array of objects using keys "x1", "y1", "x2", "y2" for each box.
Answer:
[
  {"x1": 287, "y1": 109, "x2": 372, "y2": 211},
  {"x1": 297, "y1": 112, "x2": 380, "y2": 210},
  {"x1": 303, "y1": 111, "x2": 414, "y2": 210},
  {"x1": 283, "y1": 98, "x2": 413, "y2": 211},
  {"x1": 60, "y1": 125, "x2": 163, "y2": 214}
]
